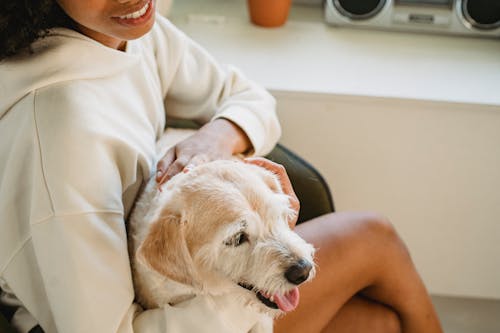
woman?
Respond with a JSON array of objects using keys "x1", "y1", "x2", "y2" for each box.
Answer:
[{"x1": 0, "y1": 1, "x2": 442, "y2": 332}]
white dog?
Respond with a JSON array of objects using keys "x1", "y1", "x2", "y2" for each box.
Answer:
[{"x1": 128, "y1": 129, "x2": 315, "y2": 332}]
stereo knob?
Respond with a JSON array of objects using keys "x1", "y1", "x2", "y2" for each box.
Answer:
[
  {"x1": 462, "y1": 0, "x2": 500, "y2": 30},
  {"x1": 333, "y1": 0, "x2": 386, "y2": 20}
]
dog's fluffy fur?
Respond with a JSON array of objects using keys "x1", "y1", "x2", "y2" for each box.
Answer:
[{"x1": 128, "y1": 129, "x2": 315, "y2": 332}]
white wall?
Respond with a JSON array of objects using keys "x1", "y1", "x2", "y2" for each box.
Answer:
[{"x1": 274, "y1": 91, "x2": 500, "y2": 299}]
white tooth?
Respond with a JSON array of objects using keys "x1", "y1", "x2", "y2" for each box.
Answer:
[
  {"x1": 270, "y1": 296, "x2": 274, "y2": 302},
  {"x1": 119, "y1": 2, "x2": 149, "y2": 19}
]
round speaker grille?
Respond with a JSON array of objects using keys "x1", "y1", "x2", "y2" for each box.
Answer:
[
  {"x1": 462, "y1": 0, "x2": 500, "y2": 30},
  {"x1": 334, "y1": 0, "x2": 386, "y2": 20}
]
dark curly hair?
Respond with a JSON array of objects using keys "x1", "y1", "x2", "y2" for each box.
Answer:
[{"x1": 0, "y1": 0, "x2": 74, "y2": 61}]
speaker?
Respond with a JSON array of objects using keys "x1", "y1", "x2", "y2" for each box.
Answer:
[{"x1": 325, "y1": 0, "x2": 500, "y2": 37}]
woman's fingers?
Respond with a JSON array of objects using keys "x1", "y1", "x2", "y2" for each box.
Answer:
[
  {"x1": 244, "y1": 157, "x2": 300, "y2": 228},
  {"x1": 167, "y1": 154, "x2": 210, "y2": 178},
  {"x1": 244, "y1": 157, "x2": 295, "y2": 196},
  {"x1": 156, "y1": 148, "x2": 176, "y2": 184},
  {"x1": 156, "y1": 120, "x2": 244, "y2": 186},
  {"x1": 156, "y1": 149, "x2": 212, "y2": 186},
  {"x1": 186, "y1": 154, "x2": 210, "y2": 169}
]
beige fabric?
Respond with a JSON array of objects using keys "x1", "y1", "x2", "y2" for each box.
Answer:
[{"x1": 0, "y1": 14, "x2": 280, "y2": 333}]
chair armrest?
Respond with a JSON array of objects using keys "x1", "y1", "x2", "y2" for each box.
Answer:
[{"x1": 265, "y1": 144, "x2": 335, "y2": 224}]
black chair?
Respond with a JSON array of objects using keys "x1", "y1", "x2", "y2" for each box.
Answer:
[
  {"x1": 0, "y1": 302, "x2": 16, "y2": 333},
  {"x1": 265, "y1": 143, "x2": 334, "y2": 224}
]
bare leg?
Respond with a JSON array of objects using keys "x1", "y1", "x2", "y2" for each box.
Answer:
[{"x1": 274, "y1": 212, "x2": 442, "y2": 333}]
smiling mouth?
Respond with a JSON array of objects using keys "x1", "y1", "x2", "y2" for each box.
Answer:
[
  {"x1": 118, "y1": 1, "x2": 150, "y2": 19},
  {"x1": 238, "y1": 282, "x2": 300, "y2": 312},
  {"x1": 238, "y1": 282, "x2": 278, "y2": 309}
]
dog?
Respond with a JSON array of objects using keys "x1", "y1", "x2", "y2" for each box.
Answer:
[{"x1": 128, "y1": 129, "x2": 315, "y2": 332}]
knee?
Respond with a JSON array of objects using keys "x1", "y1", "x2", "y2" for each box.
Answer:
[
  {"x1": 356, "y1": 212, "x2": 411, "y2": 258},
  {"x1": 318, "y1": 211, "x2": 405, "y2": 247},
  {"x1": 360, "y1": 213, "x2": 403, "y2": 243},
  {"x1": 359, "y1": 212, "x2": 393, "y2": 232}
]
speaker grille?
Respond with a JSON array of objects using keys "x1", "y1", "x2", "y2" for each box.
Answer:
[
  {"x1": 462, "y1": 0, "x2": 500, "y2": 30},
  {"x1": 334, "y1": 0, "x2": 386, "y2": 20}
]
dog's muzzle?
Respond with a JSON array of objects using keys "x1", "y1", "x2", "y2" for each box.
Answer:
[
  {"x1": 237, "y1": 259, "x2": 312, "y2": 312},
  {"x1": 238, "y1": 282, "x2": 279, "y2": 309}
]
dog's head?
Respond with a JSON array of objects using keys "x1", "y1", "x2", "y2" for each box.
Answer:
[{"x1": 136, "y1": 160, "x2": 315, "y2": 315}]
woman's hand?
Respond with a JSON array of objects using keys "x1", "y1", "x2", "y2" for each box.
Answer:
[
  {"x1": 244, "y1": 157, "x2": 300, "y2": 229},
  {"x1": 156, "y1": 119, "x2": 251, "y2": 185}
]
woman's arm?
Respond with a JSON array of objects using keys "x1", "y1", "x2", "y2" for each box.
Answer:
[
  {"x1": 151, "y1": 17, "x2": 281, "y2": 180},
  {"x1": 156, "y1": 118, "x2": 251, "y2": 184},
  {"x1": 2, "y1": 84, "x2": 259, "y2": 332}
]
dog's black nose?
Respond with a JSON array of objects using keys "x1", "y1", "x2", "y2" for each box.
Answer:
[{"x1": 285, "y1": 259, "x2": 312, "y2": 285}]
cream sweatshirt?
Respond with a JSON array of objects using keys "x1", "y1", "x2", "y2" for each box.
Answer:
[{"x1": 0, "y1": 15, "x2": 280, "y2": 333}]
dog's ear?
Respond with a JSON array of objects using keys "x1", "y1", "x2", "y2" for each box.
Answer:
[{"x1": 136, "y1": 212, "x2": 198, "y2": 286}]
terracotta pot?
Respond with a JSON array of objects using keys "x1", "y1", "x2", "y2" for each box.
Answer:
[{"x1": 247, "y1": 0, "x2": 292, "y2": 27}]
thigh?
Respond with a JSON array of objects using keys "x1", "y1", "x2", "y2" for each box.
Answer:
[{"x1": 274, "y1": 212, "x2": 399, "y2": 333}]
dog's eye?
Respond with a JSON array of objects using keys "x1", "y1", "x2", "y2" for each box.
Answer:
[
  {"x1": 235, "y1": 232, "x2": 249, "y2": 246},
  {"x1": 225, "y1": 232, "x2": 249, "y2": 247}
]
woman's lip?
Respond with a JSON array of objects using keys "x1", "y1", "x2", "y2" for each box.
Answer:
[
  {"x1": 113, "y1": 0, "x2": 152, "y2": 19},
  {"x1": 112, "y1": 0, "x2": 154, "y2": 25}
]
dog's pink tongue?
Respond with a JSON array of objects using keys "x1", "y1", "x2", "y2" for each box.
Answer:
[{"x1": 274, "y1": 287, "x2": 300, "y2": 312}]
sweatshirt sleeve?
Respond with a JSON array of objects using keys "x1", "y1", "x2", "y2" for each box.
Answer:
[
  {"x1": 151, "y1": 17, "x2": 281, "y2": 156},
  {"x1": 15, "y1": 87, "x2": 261, "y2": 333}
]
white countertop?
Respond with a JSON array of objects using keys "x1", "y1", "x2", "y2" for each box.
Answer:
[{"x1": 169, "y1": 0, "x2": 500, "y2": 106}]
